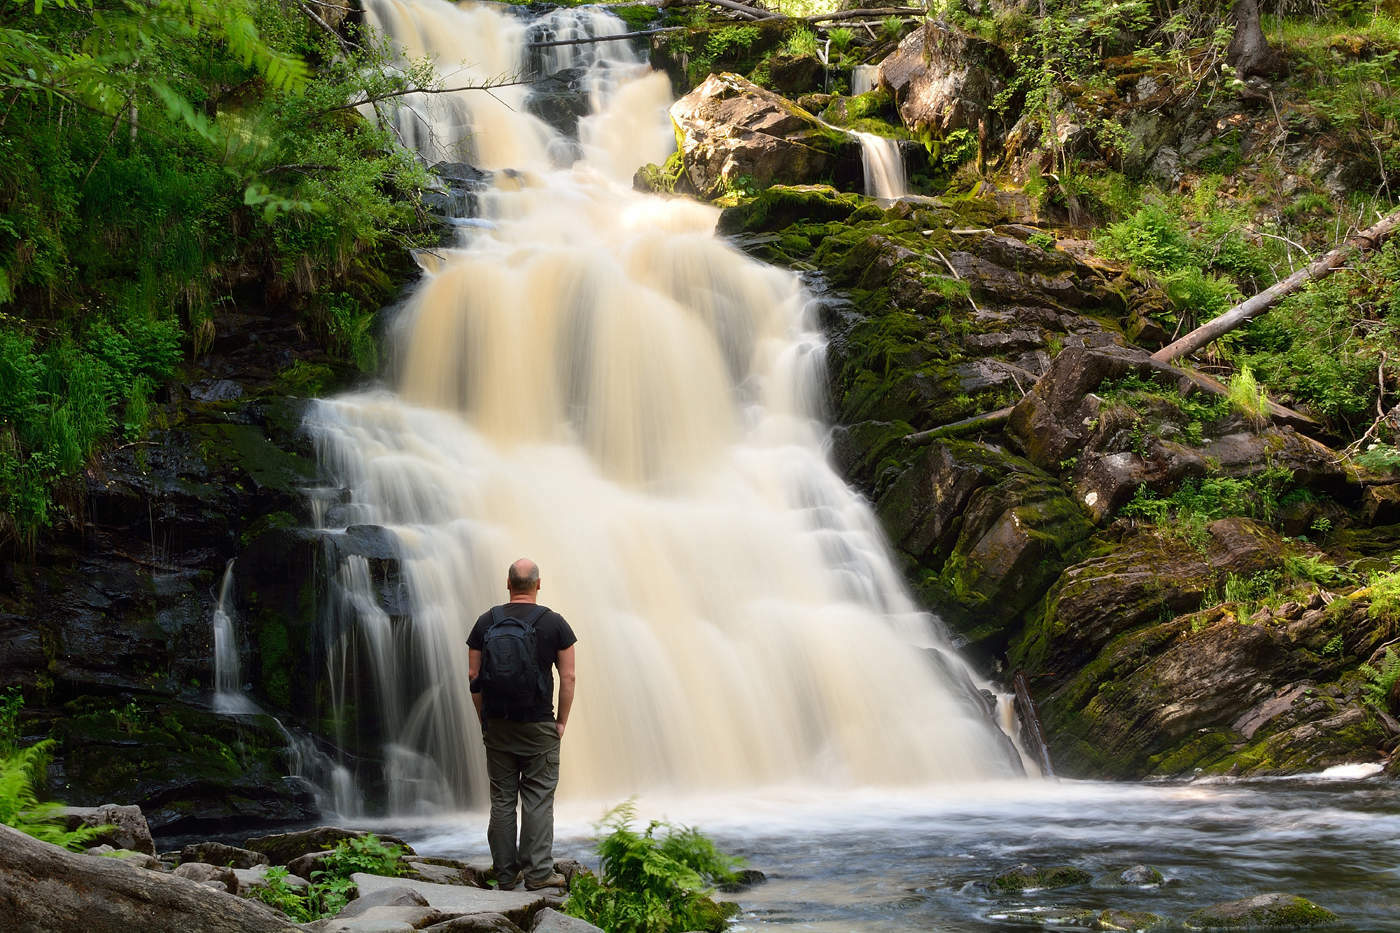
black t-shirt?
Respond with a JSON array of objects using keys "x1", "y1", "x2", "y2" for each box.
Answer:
[{"x1": 467, "y1": 602, "x2": 577, "y2": 722}]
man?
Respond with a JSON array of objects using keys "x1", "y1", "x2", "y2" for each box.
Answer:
[{"x1": 467, "y1": 557, "x2": 577, "y2": 891}]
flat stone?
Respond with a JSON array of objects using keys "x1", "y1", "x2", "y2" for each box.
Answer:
[
  {"x1": 422, "y1": 913, "x2": 528, "y2": 932},
  {"x1": 530, "y1": 908, "x2": 604, "y2": 932},
  {"x1": 181, "y1": 841, "x2": 269, "y2": 869},
  {"x1": 337, "y1": 886, "x2": 431, "y2": 919},
  {"x1": 353, "y1": 874, "x2": 552, "y2": 928},
  {"x1": 316, "y1": 905, "x2": 447, "y2": 933}
]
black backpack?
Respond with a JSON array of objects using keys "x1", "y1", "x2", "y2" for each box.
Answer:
[{"x1": 480, "y1": 605, "x2": 549, "y2": 714}]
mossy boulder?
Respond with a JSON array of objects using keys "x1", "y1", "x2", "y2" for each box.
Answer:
[
  {"x1": 670, "y1": 73, "x2": 861, "y2": 199},
  {"x1": 1185, "y1": 893, "x2": 1337, "y2": 929},
  {"x1": 876, "y1": 24, "x2": 1013, "y2": 138},
  {"x1": 990, "y1": 863, "x2": 1093, "y2": 892}
]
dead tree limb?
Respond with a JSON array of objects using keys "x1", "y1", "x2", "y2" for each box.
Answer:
[
  {"x1": 1152, "y1": 207, "x2": 1400, "y2": 364},
  {"x1": 528, "y1": 25, "x2": 686, "y2": 48},
  {"x1": 802, "y1": 6, "x2": 923, "y2": 21},
  {"x1": 698, "y1": 0, "x2": 782, "y2": 19},
  {"x1": 904, "y1": 406, "x2": 1014, "y2": 445}
]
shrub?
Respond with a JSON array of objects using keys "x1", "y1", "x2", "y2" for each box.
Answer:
[
  {"x1": 250, "y1": 834, "x2": 405, "y2": 922},
  {"x1": 784, "y1": 27, "x2": 820, "y2": 57},
  {"x1": 565, "y1": 803, "x2": 743, "y2": 933},
  {"x1": 1227, "y1": 364, "x2": 1271, "y2": 426},
  {"x1": 1098, "y1": 203, "x2": 1193, "y2": 272}
]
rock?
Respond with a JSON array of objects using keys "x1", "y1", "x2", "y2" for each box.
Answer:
[
  {"x1": 352, "y1": 874, "x2": 557, "y2": 931},
  {"x1": 404, "y1": 856, "x2": 481, "y2": 886},
  {"x1": 1116, "y1": 865, "x2": 1165, "y2": 886},
  {"x1": 1098, "y1": 909, "x2": 1168, "y2": 930},
  {"x1": 1008, "y1": 345, "x2": 1181, "y2": 470},
  {"x1": 530, "y1": 909, "x2": 603, "y2": 932},
  {"x1": 337, "y1": 886, "x2": 431, "y2": 919},
  {"x1": 718, "y1": 868, "x2": 767, "y2": 892},
  {"x1": 58, "y1": 805, "x2": 155, "y2": 856},
  {"x1": 670, "y1": 73, "x2": 861, "y2": 200},
  {"x1": 1185, "y1": 893, "x2": 1337, "y2": 929},
  {"x1": 85, "y1": 848, "x2": 164, "y2": 871},
  {"x1": 244, "y1": 827, "x2": 416, "y2": 866},
  {"x1": 180, "y1": 841, "x2": 270, "y2": 868},
  {"x1": 235, "y1": 864, "x2": 309, "y2": 894},
  {"x1": 990, "y1": 863, "x2": 1092, "y2": 892},
  {"x1": 767, "y1": 55, "x2": 825, "y2": 97},
  {"x1": 189, "y1": 378, "x2": 244, "y2": 402},
  {"x1": 288, "y1": 850, "x2": 335, "y2": 881},
  {"x1": 1074, "y1": 441, "x2": 1209, "y2": 524},
  {"x1": 1362, "y1": 484, "x2": 1400, "y2": 525},
  {"x1": 173, "y1": 861, "x2": 240, "y2": 892},
  {"x1": 423, "y1": 914, "x2": 527, "y2": 932},
  {"x1": 0, "y1": 823, "x2": 299, "y2": 932},
  {"x1": 526, "y1": 67, "x2": 590, "y2": 138},
  {"x1": 315, "y1": 906, "x2": 449, "y2": 932},
  {"x1": 1202, "y1": 429, "x2": 1354, "y2": 495},
  {"x1": 876, "y1": 24, "x2": 1010, "y2": 137},
  {"x1": 986, "y1": 907, "x2": 1097, "y2": 928}
]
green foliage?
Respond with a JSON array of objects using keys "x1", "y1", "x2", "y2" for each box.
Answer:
[
  {"x1": 251, "y1": 834, "x2": 404, "y2": 922},
  {"x1": 0, "y1": 0, "x2": 432, "y2": 545},
  {"x1": 1099, "y1": 204, "x2": 1194, "y2": 271},
  {"x1": 0, "y1": 693, "x2": 99, "y2": 850},
  {"x1": 1283, "y1": 553, "x2": 1354, "y2": 588},
  {"x1": 1223, "y1": 569, "x2": 1283, "y2": 615},
  {"x1": 1358, "y1": 647, "x2": 1400, "y2": 710},
  {"x1": 1227, "y1": 364, "x2": 1270, "y2": 425},
  {"x1": 783, "y1": 27, "x2": 819, "y2": 58},
  {"x1": 704, "y1": 25, "x2": 759, "y2": 59},
  {"x1": 827, "y1": 27, "x2": 856, "y2": 53},
  {"x1": 1119, "y1": 471, "x2": 1292, "y2": 547},
  {"x1": 1235, "y1": 241, "x2": 1400, "y2": 437},
  {"x1": 1028, "y1": 230, "x2": 1056, "y2": 250},
  {"x1": 564, "y1": 802, "x2": 743, "y2": 933},
  {"x1": 1366, "y1": 570, "x2": 1400, "y2": 625},
  {"x1": 1356, "y1": 443, "x2": 1400, "y2": 475}
]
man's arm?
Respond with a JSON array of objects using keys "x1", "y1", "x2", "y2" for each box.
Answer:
[
  {"x1": 468, "y1": 648, "x2": 485, "y2": 726},
  {"x1": 554, "y1": 644, "x2": 576, "y2": 740}
]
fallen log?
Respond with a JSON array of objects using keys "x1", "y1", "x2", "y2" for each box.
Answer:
[
  {"x1": 904, "y1": 405, "x2": 1014, "y2": 445},
  {"x1": 802, "y1": 6, "x2": 924, "y2": 21},
  {"x1": 698, "y1": 0, "x2": 783, "y2": 19},
  {"x1": 1152, "y1": 207, "x2": 1400, "y2": 363},
  {"x1": 528, "y1": 25, "x2": 686, "y2": 48}
]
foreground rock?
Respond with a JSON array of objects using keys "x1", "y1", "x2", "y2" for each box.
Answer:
[
  {"x1": 1185, "y1": 893, "x2": 1337, "y2": 929},
  {"x1": 670, "y1": 73, "x2": 860, "y2": 199},
  {"x1": 347, "y1": 874, "x2": 568, "y2": 931},
  {"x1": 0, "y1": 823, "x2": 297, "y2": 933}
]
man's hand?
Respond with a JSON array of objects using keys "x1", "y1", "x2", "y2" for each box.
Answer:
[{"x1": 555, "y1": 720, "x2": 566, "y2": 739}]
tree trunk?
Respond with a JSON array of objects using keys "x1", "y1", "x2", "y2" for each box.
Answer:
[{"x1": 1225, "y1": 0, "x2": 1284, "y2": 78}]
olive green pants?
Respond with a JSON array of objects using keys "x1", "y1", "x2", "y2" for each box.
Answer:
[{"x1": 483, "y1": 718, "x2": 560, "y2": 886}]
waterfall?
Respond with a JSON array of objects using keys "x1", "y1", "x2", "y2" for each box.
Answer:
[
  {"x1": 309, "y1": 0, "x2": 1020, "y2": 810},
  {"x1": 212, "y1": 560, "x2": 257, "y2": 715},
  {"x1": 854, "y1": 131, "x2": 908, "y2": 200},
  {"x1": 851, "y1": 64, "x2": 880, "y2": 96}
]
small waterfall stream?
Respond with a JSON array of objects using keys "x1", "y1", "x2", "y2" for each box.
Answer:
[
  {"x1": 303, "y1": 0, "x2": 1021, "y2": 811},
  {"x1": 854, "y1": 131, "x2": 908, "y2": 199}
]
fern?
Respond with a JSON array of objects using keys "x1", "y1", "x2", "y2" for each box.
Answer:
[
  {"x1": 0, "y1": 740, "x2": 102, "y2": 851},
  {"x1": 565, "y1": 802, "x2": 743, "y2": 933},
  {"x1": 1359, "y1": 647, "x2": 1400, "y2": 710}
]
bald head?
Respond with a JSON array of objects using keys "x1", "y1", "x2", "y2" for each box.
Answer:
[{"x1": 507, "y1": 558, "x2": 540, "y2": 596}]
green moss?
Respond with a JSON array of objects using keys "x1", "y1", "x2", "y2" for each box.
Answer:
[
  {"x1": 259, "y1": 622, "x2": 293, "y2": 710},
  {"x1": 1185, "y1": 895, "x2": 1338, "y2": 929},
  {"x1": 990, "y1": 864, "x2": 1092, "y2": 892}
]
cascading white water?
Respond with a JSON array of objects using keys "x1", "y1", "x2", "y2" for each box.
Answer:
[
  {"x1": 854, "y1": 131, "x2": 908, "y2": 199},
  {"x1": 851, "y1": 64, "x2": 880, "y2": 96},
  {"x1": 309, "y1": 0, "x2": 1020, "y2": 809},
  {"x1": 212, "y1": 560, "x2": 257, "y2": 715}
]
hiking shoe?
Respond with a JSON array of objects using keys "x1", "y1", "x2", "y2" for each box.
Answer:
[
  {"x1": 489, "y1": 870, "x2": 522, "y2": 889},
  {"x1": 523, "y1": 872, "x2": 567, "y2": 890}
]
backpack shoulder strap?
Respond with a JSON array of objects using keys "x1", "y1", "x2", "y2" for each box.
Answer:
[
  {"x1": 524, "y1": 605, "x2": 548, "y2": 626},
  {"x1": 488, "y1": 605, "x2": 507, "y2": 628}
]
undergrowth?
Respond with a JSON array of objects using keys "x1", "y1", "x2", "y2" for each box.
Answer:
[{"x1": 565, "y1": 802, "x2": 744, "y2": 933}]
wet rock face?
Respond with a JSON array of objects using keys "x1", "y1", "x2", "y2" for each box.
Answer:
[
  {"x1": 877, "y1": 24, "x2": 1011, "y2": 137},
  {"x1": 670, "y1": 73, "x2": 862, "y2": 199}
]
